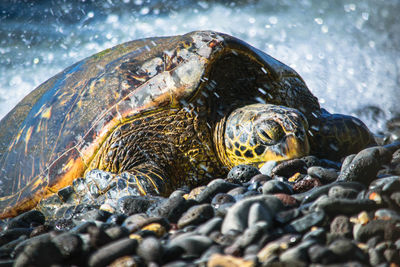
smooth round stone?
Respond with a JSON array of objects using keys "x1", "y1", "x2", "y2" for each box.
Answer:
[
  {"x1": 275, "y1": 208, "x2": 301, "y2": 225},
  {"x1": 221, "y1": 195, "x2": 283, "y2": 234},
  {"x1": 273, "y1": 193, "x2": 298, "y2": 207},
  {"x1": 328, "y1": 186, "x2": 358, "y2": 199},
  {"x1": 338, "y1": 146, "x2": 391, "y2": 185},
  {"x1": 106, "y1": 214, "x2": 127, "y2": 225},
  {"x1": 52, "y1": 232, "x2": 83, "y2": 259},
  {"x1": 250, "y1": 174, "x2": 271, "y2": 184},
  {"x1": 261, "y1": 180, "x2": 293, "y2": 195},
  {"x1": 271, "y1": 159, "x2": 307, "y2": 177},
  {"x1": 369, "y1": 176, "x2": 400, "y2": 192},
  {"x1": 330, "y1": 215, "x2": 351, "y2": 237},
  {"x1": 236, "y1": 221, "x2": 269, "y2": 248},
  {"x1": 169, "y1": 234, "x2": 213, "y2": 257},
  {"x1": 310, "y1": 196, "x2": 377, "y2": 216},
  {"x1": 30, "y1": 225, "x2": 52, "y2": 238},
  {"x1": 14, "y1": 236, "x2": 63, "y2": 267},
  {"x1": 307, "y1": 244, "x2": 336, "y2": 264},
  {"x1": 279, "y1": 239, "x2": 316, "y2": 264},
  {"x1": 0, "y1": 228, "x2": 32, "y2": 247},
  {"x1": 137, "y1": 237, "x2": 163, "y2": 264},
  {"x1": 195, "y1": 179, "x2": 238, "y2": 204},
  {"x1": 207, "y1": 253, "x2": 254, "y2": 267},
  {"x1": 259, "y1": 161, "x2": 278, "y2": 176},
  {"x1": 177, "y1": 204, "x2": 214, "y2": 229},
  {"x1": 227, "y1": 165, "x2": 260, "y2": 184},
  {"x1": 151, "y1": 195, "x2": 191, "y2": 224},
  {"x1": 88, "y1": 238, "x2": 138, "y2": 267},
  {"x1": 211, "y1": 193, "x2": 236, "y2": 208},
  {"x1": 196, "y1": 217, "x2": 223, "y2": 236},
  {"x1": 6, "y1": 210, "x2": 45, "y2": 229},
  {"x1": 284, "y1": 210, "x2": 325, "y2": 234},
  {"x1": 292, "y1": 177, "x2": 322, "y2": 193},
  {"x1": 374, "y1": 208, "x2": 400, "y2": 221},
  {"x1": 307, "y1": 166, "x2": 338, "y2": 183},
  {"x1": 197, "y1": 245, "x2": 223, "y2": 264},
  {"x1": 226, "y1": 186, "x2": 247, "y2": 197},
  {"x1": 88, "y1": 225, "x2": 112, "y2": 248},
  {"x1": 105, "y1": 226, "x2": 129, "y2": 241},
  {"x1": 302, "y1": 227, "x2": 326, "y2": 244},
  {"x1": 122, "y1": 213, "x2": 149, "y2": 228},
  {"x1": 328, "y1": 238, "x2": 368, "y2": 262},
  {"x1": 353, "y1": 220, "x2": 400, "y2": 243}
]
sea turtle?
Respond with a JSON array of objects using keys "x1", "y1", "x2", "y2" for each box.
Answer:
[{"x1": 0, "y1": 31, "x2": 375, "y2": 218}]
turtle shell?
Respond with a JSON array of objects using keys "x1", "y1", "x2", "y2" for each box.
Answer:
[{"x1": 0, "y1": 31, "x2": 319, "y2": 218}]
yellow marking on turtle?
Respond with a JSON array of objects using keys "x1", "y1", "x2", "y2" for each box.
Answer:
[
  {"x1": 41, "y1": 106, "x2": 52, "y2": 119},
  {"x1": 24, "y1": 126, "x2": 34, "y2": 155}
]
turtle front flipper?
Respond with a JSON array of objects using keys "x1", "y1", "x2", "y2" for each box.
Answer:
[
  {"x1": 308, "y1": 109, "x2": 377, "y2": 160},
  {"x1": 119, "y1": 164, "x2": 170, "y2": 196}
]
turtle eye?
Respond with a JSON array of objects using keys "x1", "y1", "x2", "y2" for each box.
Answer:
[{"x1": 256, "y1": 121, "x2": 284, "y2": 144}]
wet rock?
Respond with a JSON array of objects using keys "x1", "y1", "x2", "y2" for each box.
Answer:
[
  {"x1": 328, "y1": 238, "x2": 368, "y2": 263},
  {"x1": 328, "y1": 186, "x2": 358, "y2": 199},
  {"x1": 227, "y1": 165, "x2": 260, "y2": 184},
  {"x1": 196, "y1": 217, "x2": 223, "y2": 236},
  {"x1": 275, "y1": 208, "x2": 301, "y2": 224},
  {"x1": 88, "y1": 238, "x2": 138, "y2": 267},
  {"x1": 294, "y1": 181, "x2": 365, "y2": 204},
  {"x1": 292, "y1": 177, "x2": 322, "y2": 193},
  {"x1": 52, "y1": 232, "x2": 83, "y2": 260},
  {"x1": 338, "y1": 146, "x2": 392, "y2": 185},
  {"x1": 169, "y1": 234, "x2": 213, "y2": 258},
  {"x1": 207, "y1": 253, "x2": 254, "y2": 267},
  {"x1": 271, "y1": 159, "x2": 307, "y2": 177},
  {"x1": 211, "y1": 193, "x2": 236, "y2": 208},
  {"x1": 310, "y1": 196, "x2": 378, "y2": 215},
  {"x1": 273, "y1": 193, "x2": 298, "y2": 207},
  {"x1": 151, "y1": 195, "x2": 191, "y2": 223},
  {"x1": 248, "y1": 202, "x2": 272, "y2": 226},
  {"x1": 117, "y1": 196, "x2": 155, "y2": 215},
  {"x1": 137, "y1": 237, "x2": 163, "y2": 264},
  {"x1": 6, "y1": 210, "x2": 45, "y2": 229},
  {"x1": 308, "y1": 244, "x2": 336, "y2": 264},
  {"x1": 330, "y1": 215, "x2": 351, "y2": 237},
  {"x1": 257, "y1": 234, "x2": 301, "y2": 263},
  {"x1": 353, "y1": 220, "x2": 400, "y2": 243},
  {"x1": 0, "y1": 228, "x2": 32, "y2": 247},
  {"x1": 221, "y1": 195, "x2": 283, "y2": 234},
  {"x1": 70, "y1": 221, "x2": 97, "y2": 234},
  {"x1": 302, "y1": 227, "x2": 326, "y2": 244},
  {"x1": 284, "y1": 210, "x2": 325, "y2": 233},
  {"x1": 236, "y1": 221, "x2": 269, "y2": 248},
  {"x1": 227, "y1": 186, "x2": 247, "y2": 197},
  {"x1": 259, "y1": 161, "x2": 278, "y2": 176},
  {"x1": 307, "y1": 166, "x2": 339, "y2": 183},
  {"x1": 106, "y1": 214, "x2": 127, "y2": 225},
  {"x1": 261, "y1": 180, "x2": 293, "y2": 195},
  {"x1": 14, "y1": 237, "x2": 63, "y2": 267},
  {"x1": 177, "y1": 204, "x2": 214, "y2": 229},
  {"x1": 374, "y1": 208, "x2": 400, "y2": 221},
  {"x1": 195, "y1": 179, "x2": 237, "y2": 203},
  {"x1": 279, "y1": 239, "x2": 316, "y2": 264},
  {"x1": 249, "y1": 174, "x2": 271, "y2": 184},
  {"x1": 88, "y1": 225, "x2": 112, "y2": 248},
  {"x1": 105, "y1": 226, "x2": 129, "y2": 241}
]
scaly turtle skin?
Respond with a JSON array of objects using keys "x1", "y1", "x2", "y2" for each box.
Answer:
[{"x1": 0, "y1": 31, "x2": 375, "y2": 218}]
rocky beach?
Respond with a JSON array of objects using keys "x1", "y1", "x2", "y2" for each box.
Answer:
[{"x1": 1, "y1": 131, "x2": 400, "y2": 266}]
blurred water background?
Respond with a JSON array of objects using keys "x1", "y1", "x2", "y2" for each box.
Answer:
[{"x1": 0, "y1": 0, "x2": 399, "y2": 133}]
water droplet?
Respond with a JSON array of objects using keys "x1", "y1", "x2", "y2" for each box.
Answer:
[
  {"x1": 87, "y1": 11, "x2": 94, "y2": 18},
  {"x1": 314, "y1": 17, "x2": 323, "y2": 25},
  {"x1": 248, "y1": 17, "x2": 256, "y2": 24},
  {"x1": 269, "y1": 16, "x2": 278, "y2": 25},
  {"x1": 33, "y1": 58, "x2": 39, "y2": 64}
]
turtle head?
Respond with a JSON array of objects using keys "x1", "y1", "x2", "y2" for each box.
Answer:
[{"x1": 220, "y1": 103, "x2": 310, "y2": 168}]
